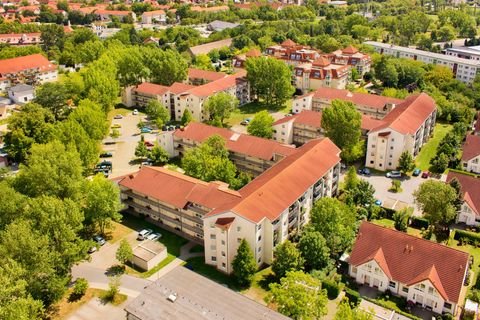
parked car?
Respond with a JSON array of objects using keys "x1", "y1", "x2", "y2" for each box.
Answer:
[
  {"x1": 111, "y1": 124, "x2": 121, "y2": 129},
  {"x1": 358, "y1": 168, "x2": 371, "y2": 176},
  {"x1": 147, "y1": 232, "x2": 162, "y2": 241},
  {"x1": 374, "y1": 199, "x2": 382, "y2": 206},
  {"x1": 240, "y1": 118, "x2": 251, "y2": 125},
  {"x1": 93, "y1": 235, "x2": 106, "y2": 246},
  {"x1": 133, "y1": 109, "x2": 138, "y2": 115},
  {"x1": 141, "y1": 160, "x2": 153, "y2": 166},
  {"x1": 141, "y1": 127, "x2": 152, "y2": 134},
  {"x1": 88, "y1": 246, "x2": 97, "y2": 254},
  {"x1": 386, "y1": 171, "x2": 402, "y2": 178},
  {"x1": 113, "y1": 114, "x2": 123, "y2": 119},
  {"x1": 412, "y1": 168, "x2": 421, "y2": 176},
  {"x1": 144, "y1": 141, "x2": 154, "y2": 147},
  {"x1": 421, "y1": 171, "x2": 430, "y2": 179},
  {"x1": 137, "y1": 229, "x2": 153, "y2": 240},
  {"x1": 100, "y1": 152, "x2": 113, "y2": 158}
]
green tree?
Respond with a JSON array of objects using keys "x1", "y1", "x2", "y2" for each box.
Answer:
[
  {"x1": 116, "y1": 47, "x2": 150, "y2": 87},
  {"x1": 116, "y1": 239, "x2": 133, "y2": 266},
  {"x1": 13, "y1": 141, "x2": 84, "y2": 200},
  {"x1": 247, "y1": 110, "x2": 274, "y2": 138},
  {"x1": 268, "y1": 271, "x2": 328, "y2": 320},
  {"x1": 194, "y1": 54, "x2": 213, "y2": 70},
  {"x1": 103, "y1": 276, "x2": 121, "y2": 303},
  {"x1": 71, "y1": 278, "x2": 88, "y2": 301},
  {"x1": 448, "y1": 177, "x2": 463, "y2": 211},
  {"x1": 110, "y1": 128, "x2": 120, "y2": 139},
  {"x1": 84, "y1": 174, "x2": 122, "y2": 235},
  {"x1": 145, "y1": 100, "x2": 170, "y2": 127},
  {"x1": 181, "y1": 109, "x2": 193, "y2": 125},
  {"x1": 398, "y1": 151, "x2": 415, "y2": 174},
  {"x1": 413, "y1": 180, "x2": 457, "y2": 229},
  {"x1": 149, "y1": 143, "x2": 169, "y2": 165},
  {"x1": 310, "y1": 198, "x2": 357, "y2": 256},
  {"x1": 298, "y1": 229, "x2": 330, "y2": 271},
  {"x1": 393, "y1": 208, "x2": 410, "y2": 232},
  {"x1": 335, "y1": 300, "x2": 373, "y2": 320},
  {"x1": 344, "y1": 166, "x2": 359, "y2": 191},
  {"x1": 34, "y1": 82, "x2": 70, "y2": 120},
  {"x1": 204, "y1": 92, "x2": 239, "y2": 127},
  {"x1": 349, "y1": 180, "x2": 375, "y2": 207},
  {"x1": 135, "y1": 136, "x2": 149, "y2": 159},
  {"x1": 321, "y1": 100, "x2": 362, "y2": 162},
  {"x1": 232, "y1": 239, "x2": 257, "y2": 287},
  {"x1": 430, "y1": 152, "x2": 449, "y2": 173},
  {"x1": 374, "y1": 56, "x2": 398, "y2": 87},
  {"x1": 40, "y1": 24, "x2": 65, "y2": 52},
  {"x1": 0, "y1": 182, "x2": 26, "y2": 229},
  {"x1": 143, "y1": 48, "x2": 188, "y2": 86},
  {"x1": 271, "y1": 240, "x2": 304, "y2": 280},
  {"x1": 246, "y1": 57, "x2": 295, "y2": 107},
  {"x1": 182, "y1": 135, "x2": 238, "y2": 186},
  {"x1": 70, "y1": 99, "x2": 108, "y2": 140},
  {"x1": 390, "y1": 179, "x2": 402, "y2": 193}
]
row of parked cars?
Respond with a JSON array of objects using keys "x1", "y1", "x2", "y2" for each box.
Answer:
[
  {"x1": 358, "y1": 168, "x2": 430, "y2": 179},
  {"x1": 137, "y1": 229, "x2": 162, "y2": 241}
]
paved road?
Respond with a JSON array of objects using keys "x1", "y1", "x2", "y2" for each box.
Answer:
[{"x1": 67, "y1": 296, "x2": 131, "y2": 320}]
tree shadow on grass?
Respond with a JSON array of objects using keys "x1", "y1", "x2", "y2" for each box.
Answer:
[{"x1": 258, "y1": 273, "x2": 277, "y2": 291}]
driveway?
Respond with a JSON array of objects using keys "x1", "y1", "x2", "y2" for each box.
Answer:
[
  {"x1": 102, "y1": 112, "x2": 157, "y2": 179},
  {"x1": 88, "y1": 231, "x2": 139, "y2": 270},
  {"x1": 66, "y1": 296, "x2": 131, "y2": 320}
]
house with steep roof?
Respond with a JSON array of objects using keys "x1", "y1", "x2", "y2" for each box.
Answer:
[
  {"x1": 119, "y1": 137, "x2": 341, "y2": 273},
  {"x1": 0, "y1": 54, "x2": 57, "y2": 92},
  {"x1": 447, "y1": 171, "x2": 480, "y2": 226},
  {"x1": 461, "y1": 135, "x2": 480, "y2": 174},
  {"x1": 349, "y1": 222, "x2": 469, "y2": 316},
  {"x1": 365, "y1": 93, "x2": 437, "y2": 171}
]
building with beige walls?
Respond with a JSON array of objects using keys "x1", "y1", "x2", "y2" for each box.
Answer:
[
  {"x1": 349, "y1": 222, "x2": 469, "y2": 316},
  {"x1": 118, "y1": 138, "x2": 341, "y2": 274},
  {"x1": 447, "y1": 172, "x2": 480, "y2": 227}
]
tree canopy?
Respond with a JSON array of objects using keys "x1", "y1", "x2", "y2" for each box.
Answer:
[{"x1": 247, "y1": 110, "x2": 275, "y2": 138}]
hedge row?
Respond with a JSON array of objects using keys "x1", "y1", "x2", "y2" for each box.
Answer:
[
  {"x1": 322, "y1": 279, "x2": 344, "y2": 300},
  {"x1": 345, "y1": 288, "x2": 362, "y2": 306},
  {"x1": 453, "y1": 229, "x2": 480, "y2": 244},
  {"x1": 410, "y1": 216, "x2": 429, "y2": 230}
]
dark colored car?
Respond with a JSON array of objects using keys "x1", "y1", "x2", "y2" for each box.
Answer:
[
  {"x1": 114, "y1": 115, "x2": 123, "y2": 119},
  {"x1": 358, "y1": 168, "x2": 371, "y2": 176},
  {"x1": 100, "y1": 152, "x2": 113, "y2": 158},
  {"x1": 412, "y1": 168, "x2": 421, "y2": 176},
  {"x1": 421, "y1": 171, "x2": 430, "y2": 179}
]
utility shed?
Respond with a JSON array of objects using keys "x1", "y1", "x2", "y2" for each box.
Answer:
[{"x1": 130, "y1": 240, "x2": 167, "y2": 271}]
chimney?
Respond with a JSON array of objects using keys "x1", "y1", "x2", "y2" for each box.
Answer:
[
  {"x1": 404, "y1": 244, "x2": 409, "y2": 253},
  {"x1": 409, "y1": 245, "x2": 413, "y2": 253}
]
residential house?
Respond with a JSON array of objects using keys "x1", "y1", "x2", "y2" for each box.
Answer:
[
  {"x1": 366, "y1": 41, "x2": 480, "y2": 84},
  {"x1": 188, "y1": 38, "x2": 232, "y2": 57},
  {"x1": 328, "y1": 45, "x2": 372, "y2": 75},
  {"x1": 119, "y1": 137, "x2": 341, "y2": 273},
  {"x1": 165, "y1": 122, "x2": 296, "y2": 176},
  {"x1": 95, "y1": 9, "x2": 136, "y2": 22},
  {"x1": 0, "y1": 32, "x2": 41, "y2": 45},
  {"x1": 0, "y1": 54, "x2": 57, "y2": 92},
  {"x1": 447, "y1": 171, "x2": 480, "y2": 226},
  {"x1": 272, "y1": 110, "x2": 385, "y2": 145},
  {"x1": 349, "y1": 221, "x2": 469, "y2": 316},
  {"x1": 294, "y1": 57, "x2": 350, "y2": 91},
  {"x1": 141, "y1": 10, "x2": 166, "y2": 24},
  {"x1": 461, "y1": 135, "x2": 480, "y2": 174},
  {"x1": 365, "y1": 93, "x2": 437, "y2": 171},
  {"x1": 292, "y1": 87, "x2": 403, "y2": 119},
  {"x1": 7, "y1": 84, "x2": 35, "y2": 104},
  {"x1": 233, "y1": 48, "x2": 262, "y2": 69}
]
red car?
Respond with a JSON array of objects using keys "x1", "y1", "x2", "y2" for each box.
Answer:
[
  {"x1": 421, "y1": 171, "x2": 430, "y2": 179},
  {"x1": 144, "y1": 141, "x2": 154, "y2": 147}
]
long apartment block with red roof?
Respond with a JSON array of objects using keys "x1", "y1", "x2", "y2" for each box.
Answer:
[
  {"x1": 0, "y1": 54, "x2": 58, "y2": 92},
  {"x1": 119, "y1": 137, "x2": 341, "y2": 274},
  {"x1": 349, "y1": 221, "x2": 469, "y2": 316},
  {"x1": 447, "y1": 171, "x2": 480, "y2": 227},
  {"x1": 158, "y1": 122, "x2": 296, "y2": 177},
  {"x1": 123, "y1": 69, "x2": 249, "y2": 122}
]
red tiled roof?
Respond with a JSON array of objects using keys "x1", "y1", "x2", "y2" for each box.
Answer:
[
  {"x1": 190, "y1": 5, "x2": 229, "y2": 12},
  {"x1": 312, "y1": 56, "x2": 330, "y2": 67},
  {"x1": 312, "y1": 87, "x2": 404, "y2": 110},
  {"x1": 371, "y1": 93, "x2": 437, "y2": 135},
  {"x1": 174, "y1": 122, "x2": 296, "y2": 161},
  {"x1": 350, "y1": 222, "x2": 469, "y2": 303},
  {"x1": 118, "y1": 166, "x2": 241, "y2": 210},
  {"x1": 342, "y1": 45, "x2": 359, "y2": 55},
  {"x1": 188, "y1": 68, "x2": 226, "y2": 82},
  {"x1": 134, "y1": 82, "x2": 169, "y2": 96},
  {"x1": 0, "y1": 32, "x2": 41, "y2": 39},
  {"x1": 0, "y1": 54, "x2": 56, "y2": 75},
  {"x1": 186, "y1": 70, "x2": 247, "y2": 98},
  {"x1": 281, "y1": 39, "x2": 296, "y2": 47},
  {"x1": 215, "y1": 217, "x2": 235, "y2": 230},
  {"x1": 142, "y1": 10, "x2": 165, "y2": 16},
  {"x1": 96, "y1": 9, "x2": 132, "y2": 15},
  {"x1": 246, "y1": 48, "x2": 261, "y2": 57},
  {"x1": 446, "y1": 171, "x2": 480, "y2": 216},
  {"x1": 462, "y1": 135, "x2": 480, "y2": 162},
  {"x1": 168, "y1": 82, "x2": 195, "y2": 94},
  {"x1": 220, "y1": 138, "x2": 341, "y2": 222}
]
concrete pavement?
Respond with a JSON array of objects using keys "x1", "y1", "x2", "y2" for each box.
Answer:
[{"x1": 66, "y1": 295, "x2": 131, "y2": 320}]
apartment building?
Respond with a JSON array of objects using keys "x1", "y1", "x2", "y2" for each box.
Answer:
[
  {"x1": 365, "y1": 41, "x2": 480, "y2": 84},
  {"x1": 0, "y1": 54, "x2": 58, "y2": 92},
  {"x1": 365, "y1": 93, "x2": 437, "y2": 171},
  {"x1": 292, "y1": 87, "x2": 403, "y2": 119},
  {"x1": 141, "y1": 10, "x2": 166, "y2": 24},
  {"x1": 159, "y1": 122, "x2": 296, "y2": 177},
  {"x1": 461, "y1": 135, "x2": 480, "y2": 174},
  {"x1": 294, "y1": 57, "x2": 349, "y2": 91},
  {"x1": 327, "y1": 45, "x2": 372, "y2": 75},
  {"x1": 186, "y1": 68, "x2": 226, "y2": 86},
  {"x1": 447, "y1": 171, "x2": 480, "y2": 227},
  {"x1": 272, "y1": 110, "x2": 385, "y2": 145},
  {"x1": 119, "y1": 138, "x2": 341, "y2": 273},
  {"x1": 95, "y1": 9, "x2": 136, "y2": 22},
  {"x1": 349, "y1": 222, "x2": 469, "y2": 316},
  {"x1": 0, "y1": 32, "x2": 41, "y2": 45},
  {"x1": 233, "y1": 48, "x2": 262, "y2": 69},
  {"x1": 445, "y1": 46, "x2": 480, "y2": 62}
]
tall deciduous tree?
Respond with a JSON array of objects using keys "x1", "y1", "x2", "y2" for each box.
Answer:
[
  {"x1": 414, "y1": 180, "x2": 457, "y2": 229},
  {"x1": 204, "y1": 92, "x2": 239, "y2": 127},
  {"x1": 298, "y1": 229, "x2": 330, "y2": 271},
  {"x1": 268, "y1": 271, "x2": 328, "y2": 320},
  {"x1": 348, "y1": 180, "x2": 375, "y2": 208},
  {"x1": 116, "y1": 239, "x2": 133, "y2": 266},
  {"x1": 335, "y1": 300, "x2": 373, "y2": 320},
  {"x1": 232, "y1": 239, "x2": 257, "y2": 287},
  {"x1": 181, "y1": 109, "x2": 193, "y2": 125},
  {"x1": 143, "y1": 48, "x2": 188, "y2": 86},
  {"x1": 398, "y1": 151, "x2": 415, "y2": 173},
  {"x1": 84, "y1": 174, "x2": 122, "y2": 235},
  {"x1": 247, "y1": 110, "x2": 274, "y2": 138},
  {"x1": 271, "y1": 240, "x2": 304, "y2": 280},
  {"x1": 321, "y1": 100, "x2": 362, "y2": 162},
  {"x1": 344, "y1": 166, "x2": 359, "y2": 191},
  {"x1": 310, "y1": 198, "x2": 357, "y2": 256},
  {"x1": 34, "y1": 82, "x2": 70, "y2": 120},
  {"x1": 145, "y1": 100, "x2": 170, "y2": 127},
  {"x1": 246, "y1": 57, "x2": 295, "y2": 107},
  {"x1": 149, "y1": 143, "x2": 170, "y2": 165}
]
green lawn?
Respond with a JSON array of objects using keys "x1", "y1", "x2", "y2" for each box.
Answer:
[
  {"x1": 226, "y1": 99, "x2": 292, "y2": 127},
  {"x1": 241, "y1": 267, "x2": 275, "y2": 306},
  {"x1": 372, "y1": 218, "x2": 422, "y2": 238},
  {"x1": 107, "y1": 107, "x2": 132, "y2": 121},
  {"x1": 415, "y1": 123, "x2": 452, "y2": 171},
  {"x1": 126, "y1": 253, "x2": 177, "y2": 278}
]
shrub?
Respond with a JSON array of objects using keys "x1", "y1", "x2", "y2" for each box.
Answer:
[
  {"x1": 322, "y1": 279, "x2": 343, "y2": 299},
  {"x1": 70, "y1": 278, "x2": 88, "y2": 301},
  {"x1": 410, "y1": 216, "x2": 429, "y2": 230},
  {"x1": 345, "y1": 287, "x2": 361, "y2": 306},
  {"x1": 454, "y1": 229, "x2": 480, "y2": 245}
]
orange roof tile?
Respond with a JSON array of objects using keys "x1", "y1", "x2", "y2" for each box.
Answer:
[
  {"x1": 312, "y1": 87, "x2": 404, "y2": 110},
  {"x1": 168, "y1": 82, "x2": 195, "y2": 94},
  {"x1": 462, "y1": 135, "x2": 480, "y2": 162},
  {"x1": 281, "y1": 39, "x2": 296, "y2": 47},
  {"x1": 342, "y1": 45, "x2": 359, "y2": 55},
  {"x1": 95, "y1": 9, "x2": 132, "y2": 15},
  {"x1": 186, "y1": 70, "x2": 247, "y2": 98},
  {"x1": 350, "y1": 222, "x2": 469, "y2": 303},
  {"x1": 246, "y1": 48, "x2": 261, "y2": 57},
  {"x1": 134, "y1": 82, "x2": 169, "y2": 96},
  {"x1": 312, "y1": 56, "x2": 330, "y2": 67},
  {"x1": 142, "y1": 9, "x2": 165, "y2": 16},
  {"x1": 174, "y1": 122, "x2": 296, "y2": 161},
  {"x1": 187, "y1": 68, "x2": 226, "y2": 82},
  {"x1": 446, "y1": 171, "x2": 480, "y2": 216},
  {"x1": 0, "y1": 54, "x2": 56, "y2": 75}
]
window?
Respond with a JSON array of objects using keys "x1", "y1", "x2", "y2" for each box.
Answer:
[
  {"x1": 257, "y1": 235, "x2": 262, "y2": 241},
  {"x1": 444, "y1": 302, "x2": 452, "y2": 309},
  {"x1": 258, "y1": 257, "x2": 261, "y2": 263},
  {"x1": 221, "y1": 240, "x2": 225, "y2": 245},
  {"x1": 222, "y1": 263, "x2": 226, "y2": 268},
  {"x1": 351, "y1": 267, "x2": 357, "y2": 274},
  {"x1": 402, "y1": 286, "x2": 409, "y2": 293},
  {"x1": 221, "y1": 251, "x2": 225, "y2": 257},
  {"x1": 258, "y1": 247, "x2": 261, "y2": 252},
  {"x1": 237, "y1": 238, "x2": 241, "y2": 243},
  {"x1": 257, "y1": 224, "x2": 262, "y2": 230},
  {"x1": 211, "y1": 256, "x2": 217, "y2": 261},
  {"x1": 389, "y1": 281, "x2": 396, "y2": 288},
  {"x1": 428, "y1": 287, "x2": 434, "y2": 295},
  {"x1": 210, "y1": 234, "x2": 216, "y2": 240},
  {"x1": 237, "y1": 226, "x2": 241, "y2": 232}
]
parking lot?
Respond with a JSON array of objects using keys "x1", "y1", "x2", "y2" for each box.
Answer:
[{"x1": 101, "y1": 112, "x2": 157, "y2": 179}]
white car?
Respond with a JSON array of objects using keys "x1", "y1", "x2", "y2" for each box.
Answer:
[
  {"x1": 133, "y1": 109, "x2": 139, "y2": 115},
  {"x1": 147, "y1": 232, "x2": 162, "y2": 241},
  {"x1": 386, "y1": 171, "x2": 402, "y2": 178},
  {"x1": 137, "y1": 229, "x2": 153, "y2": 240}
]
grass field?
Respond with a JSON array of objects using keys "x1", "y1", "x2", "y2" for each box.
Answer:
[
  {"x1": 372, "y1": 218, "x2": 422, "y2": 238},
  {"x1": 241, "y1": 267, "x2": 275, "y2": 306},
  {"x1": 226, "y1": 99, "x2": 292, "y2": 127},
  {"x1": 415, "y1": 123, "x2": 452, "y2": 171}
]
